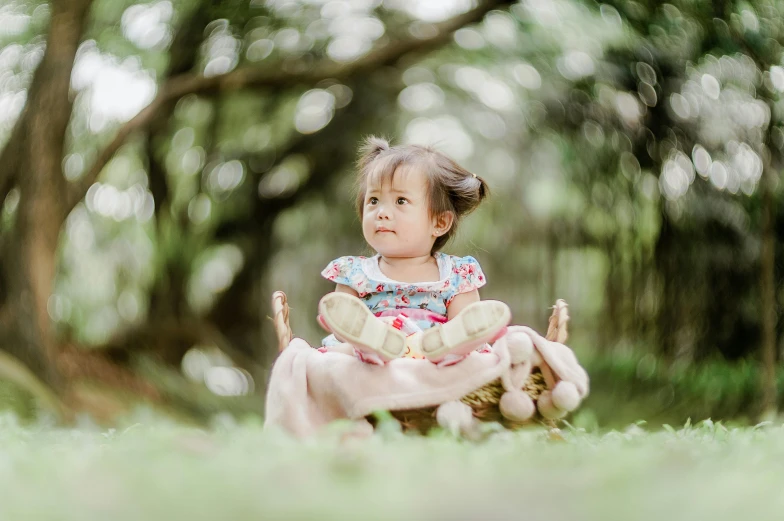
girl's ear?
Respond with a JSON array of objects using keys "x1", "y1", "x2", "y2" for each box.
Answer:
[{"x1": 433, "y1": 211, "x2": 454, "y2": 236}]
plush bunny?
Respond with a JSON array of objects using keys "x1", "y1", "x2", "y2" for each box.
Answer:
[{"x1": 495, "y1": 324, "x2": 589, "y2": 423}]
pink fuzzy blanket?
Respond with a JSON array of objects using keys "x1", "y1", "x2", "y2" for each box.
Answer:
[{"x1": 264, "y1": 327, "x2": 589, "y2": 438}]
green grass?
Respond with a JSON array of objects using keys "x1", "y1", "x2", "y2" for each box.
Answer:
[{"x1": 1, "y1": 413, "x2": 783, "y2": 520}]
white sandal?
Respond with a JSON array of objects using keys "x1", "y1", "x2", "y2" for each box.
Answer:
[
  {"x1": 420, "y1": 300, "x2": 511, "y2": 363},
  {"x1": 318, "y1": 292, "x2": 407, "y2": 362}
]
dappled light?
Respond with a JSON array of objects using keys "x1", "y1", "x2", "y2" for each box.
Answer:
[
  {"x1": 182, "y1": 346, "x2": 254, "y2": 396},
  {"x1": 258, "y1": 154, "x2": 309, "y2": 198},
  {"x1": 207, "y1": 160, "x2": 245, "y2": 194},
  {"x1": 295, "y1": 88, "x2": 335, "y2": 133},
  {"x1": 121, "y1": 1, "x2": 173, "y2": 50},
  {"x1": 203, "y1": 21, "x2": 241, "y2": 77},
  {"x1": 204, "y1": 366, "x2": 254, "y2": 396},
  {"x1": 85, "y1": 182, "x2": 154, "y2": 222},
  {"x1": 71, "y1": 43, "x2": 157, "y2": 130},
  {"x1": 0, "y1": 2, "x2": 39, "y2": 39},
  {"x1": 659, "y1": 150, "x2": 695, "y2": 201},
  {"x1": 398, "y1": 83, "x2": 445, "y2": 112},
  {"x1": 390, "y1": 0, "x2": 474, "y2": 23},
  {"x1": 404, "y1": 116, "x2": 474, "y2": 160},
  {"x1": 189, "y1": 244, "x2": 245, "y2": 312}
]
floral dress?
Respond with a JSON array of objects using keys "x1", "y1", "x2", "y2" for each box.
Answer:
[{"x1": 320, "y1": 252, "x2": 486, "y2": 357}]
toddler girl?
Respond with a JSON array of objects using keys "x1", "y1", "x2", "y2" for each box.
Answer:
[{"x1": 318, "y1": 136, "x2": 511, "y2": 366}]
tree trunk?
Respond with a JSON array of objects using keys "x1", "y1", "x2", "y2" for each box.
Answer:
[
  {"x1": 654, "y1": 212, "x2": 683, "y2": 362},
  {"x1": 760, "y1": 166, "x2": 778, "y2": 417},
  {"x1": 0, "y1": 0, "x2": 93, "y2": 389}
]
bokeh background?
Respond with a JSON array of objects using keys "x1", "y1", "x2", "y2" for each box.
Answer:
[{"x1": 1, "y1": 0, "x2": 783, "y2": 429}]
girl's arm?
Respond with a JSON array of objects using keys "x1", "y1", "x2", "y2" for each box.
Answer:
[
  {"x1": 334, "y1": 283, "x2": 359, "y2": 297},
  {"x1": 446, "y1": 289, "x2": 480, "y2": 320},
  {"x1": 318, "y1": 284, "x2": 359, "y2": 332}
]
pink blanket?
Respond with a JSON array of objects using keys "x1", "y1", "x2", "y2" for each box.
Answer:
[
  {"x1": 264, "y1": 337, "x2": 511, "y2": 437},
  {"x1": 264, "y1": 326, "x2": 590, "y2": 437}
]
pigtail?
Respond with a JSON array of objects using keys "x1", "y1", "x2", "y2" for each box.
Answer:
[
  {"x1": 429, "y1": 160, "x2": 491, "y2": 252},
  {"x1": 358, "y1": 135, "x2": 390, "y2": 171},
  {"x1": 355, "y1": 135, "x2": 391, "y2": 216},
  {"x1": 446, "y1": 167, "x2": 488, "y2": 217},
  {"x1": 473, "y1": 173, "x2": 489, "y2": 204}
]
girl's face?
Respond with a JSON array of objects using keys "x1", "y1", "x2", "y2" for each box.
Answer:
[{"x1": 362, "y1": 166, "x2": 439, "y2": 258}]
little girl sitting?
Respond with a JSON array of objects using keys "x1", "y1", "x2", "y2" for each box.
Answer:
[{"x1": 318, "y1": 136, "x2": 511, "y2": 366}]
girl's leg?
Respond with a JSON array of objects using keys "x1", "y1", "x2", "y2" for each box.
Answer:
[
  {"x1": 419, "y1": 300, "x2": 511, "y2": 364},
  {"x1": 318, "y1": 292, "x2": 407, "y2": 363}
]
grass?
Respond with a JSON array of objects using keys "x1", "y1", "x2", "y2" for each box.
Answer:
[{"x1": 1, "y1": 413, "x2": 783, "y2": 521}]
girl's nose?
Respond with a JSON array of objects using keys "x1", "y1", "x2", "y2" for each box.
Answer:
[{"x1": 377, "y1": 203, "x2": 391, "y2": 219}]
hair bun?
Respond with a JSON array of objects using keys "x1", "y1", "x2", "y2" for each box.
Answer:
[
  {"x1": 364, "y1": 136, "x2": 390, "y2": 152},
  {"x1": 358, "y1": 136, "x2": 390, "y2": 170}
]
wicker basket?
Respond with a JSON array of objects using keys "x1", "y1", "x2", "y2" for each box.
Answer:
[{"x1": 271, "y1": 291, "x2": 568, "y2": 431}]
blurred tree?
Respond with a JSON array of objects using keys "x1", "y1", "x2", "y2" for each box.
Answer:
[
  {"x1": 0, "y1": 0, "x2": 514, "y2": 416},
  {"x1": 595, "y1": 0, "x2": 781, "y2": 414},
  {"x1": 1, "y1": 0, "x2": 782, "y2": 424},
  {"x1": 0, "y1": 0, "x2": 95, "y2": 392}
]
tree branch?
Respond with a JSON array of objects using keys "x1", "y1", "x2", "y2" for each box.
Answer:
[
  {"x1": 65, "y1": 0, "x2": 513, "y2": 214},
  {"x1": 0, "y1": 349, "x2": 67, "y2": 420}
]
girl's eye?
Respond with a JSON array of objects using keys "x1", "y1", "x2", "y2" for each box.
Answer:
[
  {"x1": 396, "y1": 197, "x2": 408, "y2": 205},
  {"x1": 367, "y1": 197, "x2": 378, "y2": 205}
]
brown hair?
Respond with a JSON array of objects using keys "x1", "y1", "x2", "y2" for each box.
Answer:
[{"x1": 355, "y1": 136, "x2": 489, "y2": 253}]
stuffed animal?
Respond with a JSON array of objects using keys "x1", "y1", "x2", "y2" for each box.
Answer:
[{"x1": 493, "y1": 302, "x2": 589, "y2": 423}]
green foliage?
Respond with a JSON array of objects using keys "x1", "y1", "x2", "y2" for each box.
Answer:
[
  {"x1": 0, "y1": 381, "x2": 36, "y2": 420},
  {"x1": 579, "y1": 351, "x2": 783, "y2": 428},
  {"x1": 133, "y1": 356, "x2": 264, "y2": 422}
]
